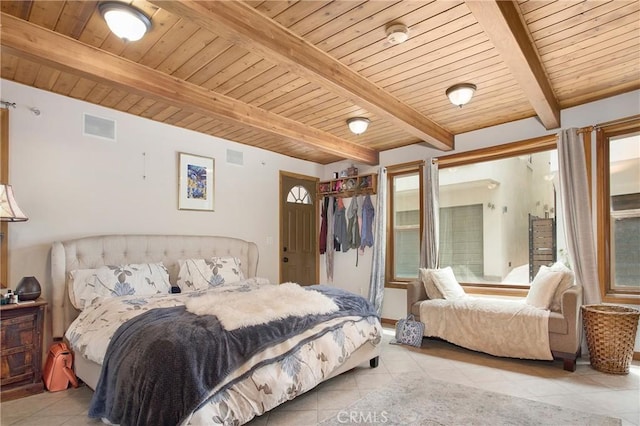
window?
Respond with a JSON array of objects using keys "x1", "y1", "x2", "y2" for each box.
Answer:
[
  {"x1": 286, "y1": 185, "x2": 312, "y2": 204},
  {"x1": 596, "y1": 119, "x2": 640, "y2": 302},
  {"x1": 386, "y1": 136, "x2": 569, "y2": 289},
  {"x1": 387, "y1": 163, "x2": 422, "y2": 282},
  {"x1": 439, "y1": 142, "x2": 565, "y2": 287}
]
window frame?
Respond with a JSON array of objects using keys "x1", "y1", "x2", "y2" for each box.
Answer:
[
  {"x1": 386, "y1": 161, "x2": 423, "y2": 284},
  {"x1": 437, "y1": 135, "x2": 559, "y2": 294},
  {"x1": 596, "y1": 117, "x2": 640, "y2": 303},
  {"x1": 385, "y1": 135, "x2": 570, "y2": 295}
]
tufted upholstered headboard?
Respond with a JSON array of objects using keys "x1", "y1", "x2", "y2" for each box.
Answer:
[{"x1": 51, "y1": 234, "x2": 259, "y2": 339}]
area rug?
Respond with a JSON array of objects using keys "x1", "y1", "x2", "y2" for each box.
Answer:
[{"x1": 318, "y1": 374, "x2": 621, "y2": 425}]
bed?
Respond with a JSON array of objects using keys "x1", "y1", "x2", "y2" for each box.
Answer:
[{"x1": 51, "y1": 234, "x2": 382, "y2": 425}]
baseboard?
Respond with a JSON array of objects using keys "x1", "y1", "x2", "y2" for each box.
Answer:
[{"x1": 381, "y1": 317, "x2": 396, "y2": 326}]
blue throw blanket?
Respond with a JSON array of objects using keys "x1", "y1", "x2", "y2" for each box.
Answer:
[{"x1": 88, "y1": 285, "x2": 378, "y2": 426}]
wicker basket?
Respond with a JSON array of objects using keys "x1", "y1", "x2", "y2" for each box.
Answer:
[{"x1": 582, "y1": 304, "x2": 640, "y2": 374}]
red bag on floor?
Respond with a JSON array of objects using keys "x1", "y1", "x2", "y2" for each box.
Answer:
[{"x1": 42, "y1": 342, "x2": 79, "y2": 392}]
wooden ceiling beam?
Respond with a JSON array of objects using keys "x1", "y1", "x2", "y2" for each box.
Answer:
[
  {"x1": 150, "y1": 0, "x2": 454, "y2": 151},
  {"x1": 0, "y1": 13, "x2": 378, "y2": 165},
  {"x1": 466, "y1": 0, "x2": 560, "y2": 129}
]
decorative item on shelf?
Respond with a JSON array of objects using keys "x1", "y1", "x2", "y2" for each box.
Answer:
[
  {"x1": 317, "y1": 173, "x2": 378, "y2": 198},
  {"x1": 446, "y1": 83, "x2": 476, "y2": 107},
  {"x1": 347, "y1": 166, "x2": 358, "y2": 176},
  {"x1": 359, "y1": 175, "x2": 372, "y2": 189},
  {"x1": 16, "y1": 276, "x2": 41, "y2": 301},
  {"x1": 345, "y1": 179, "x2": 357, "y2": 190}
]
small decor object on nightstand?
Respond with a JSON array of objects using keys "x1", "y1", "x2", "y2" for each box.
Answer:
[{"x1": 16, "y1": 276, "x2": 41, "y2": 301}]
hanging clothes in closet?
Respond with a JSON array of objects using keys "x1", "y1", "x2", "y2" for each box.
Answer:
[
  {"x1": 360, "y1": 194, "x2": 375, "y2": 249},
  {"x1": 319, "y1": 196, "x2": 329, "y2": 254},
  {"x1": 347, "y1": 196, "x2": 360, "y2": 250},
  {"x1": 325, "y1": 196, "x2": 335, "y2": 281},
  {"x1": 333, "y1": 197, "x2": 348, "y2": 252}
]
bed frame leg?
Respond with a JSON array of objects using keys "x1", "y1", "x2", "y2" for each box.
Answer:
[{"x1": 369, "y1": 356, "x2": 379, "y2": 368}]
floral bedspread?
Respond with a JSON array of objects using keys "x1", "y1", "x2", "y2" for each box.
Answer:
[
  {"x1": 66, "y1": 279, "x2": 382, "y2": 425},
  {"x1": 186, "y1": 315, "x2": 380, "y2": 425},
  {"x1": 65, "y1": 278, "x2": 272, "y2": 364}
]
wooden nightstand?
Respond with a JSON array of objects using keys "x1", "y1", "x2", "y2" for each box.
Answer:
[{"x1": 1, "y1": 299, "x2": 47, "y2": 401}]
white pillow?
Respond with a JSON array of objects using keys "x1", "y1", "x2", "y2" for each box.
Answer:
[
  {"x1": 69, "y1": 263, "x2": 171, "y2": 309},
  {"x1": 547, "y1": 262, "x2": 575, "y2": 312},
  {"x1": 525, "y1": 266, "x2": 565, "y2": 309},
  {"x1": 419, "y1": 268, "x2": 444, "y2": 300},
  {"x1": 177, "y1": 256, "x2": 245, "y2": 292},
  {"x1": 211, "y1": 256, "x2": 245, "y2": 284},
  {"x1": 429, "y1": 267, "x2": 466, "y2": 300},
  {"x1": 68, "y1": 268, "x2": 97, "y2": 309}
]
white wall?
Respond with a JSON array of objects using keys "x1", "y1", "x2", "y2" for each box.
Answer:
[{"x1": 1, "y1": 79, "x2": 322, "y2": 308}]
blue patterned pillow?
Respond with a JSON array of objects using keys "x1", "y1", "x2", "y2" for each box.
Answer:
[{"x1": 69, "y1": 263, "x2": 171, "y2": 309}]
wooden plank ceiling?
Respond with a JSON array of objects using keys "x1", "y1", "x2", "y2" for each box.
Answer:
[{"x1": 1, "y1": 0, "x2": 639, "y2": 165}]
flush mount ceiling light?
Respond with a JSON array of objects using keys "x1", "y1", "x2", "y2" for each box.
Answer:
[
  {"x1": 386, "y1": 23, "x2": 409, "y2": 45},
  {"x1": 99, "y1": 2, "x2": 151, "y2": 42},
  {"x1": 446, "y1": 83, "x2": 477, "y2": 107},
  {"x1": 347, "y1": 117, "x2": 370, "y2": 135}
]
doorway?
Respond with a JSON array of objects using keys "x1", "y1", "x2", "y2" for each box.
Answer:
[{"x1": 279, "y1": 171, "x2": 318, "y2": 285}]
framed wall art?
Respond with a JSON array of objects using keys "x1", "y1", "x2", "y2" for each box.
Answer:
[{"x1": 178, "y1": 152, "x2": 215, "y2": 211}]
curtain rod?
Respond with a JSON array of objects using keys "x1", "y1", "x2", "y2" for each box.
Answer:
[
  {"x1": 594, "y1": 114, "x2": 640, "y2": 129},
  {"x1": 577, "y1": 126, "x2": 593, "y2": 135}
]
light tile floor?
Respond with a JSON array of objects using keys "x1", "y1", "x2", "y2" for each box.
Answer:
[{"x1": 1, "y1": 328, "x2": 638, "y2": 426}]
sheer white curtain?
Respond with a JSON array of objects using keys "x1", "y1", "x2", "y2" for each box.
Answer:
[
  {"x1": 368, "y1": 167, "x2": 387, "y2": 314},
  {"x1": 420, "y1": 159, "x2": 439, "y2": 269},
  {"x1": 557, "y1": 128, "x2": 601, "y2": 304}
]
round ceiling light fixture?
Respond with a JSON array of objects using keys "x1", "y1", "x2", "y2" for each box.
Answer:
[
  {"x1": 386, "y1": 24, "x2": 409, "y2": 45},
  {"x1": 99, "y1": 2, "x2": 151, "y2": 42},
  {"x1": 347, "y1": 117, "x2": 370, "y2": 135},
  {"x1": 446, "y1": 83, "x2": 477, "y2": 107}
]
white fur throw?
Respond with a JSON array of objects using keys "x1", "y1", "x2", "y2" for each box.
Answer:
[{"x1": 185, "y1": 282, "x2": 339, "y2": 330}]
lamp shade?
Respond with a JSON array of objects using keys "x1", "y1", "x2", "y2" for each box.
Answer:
[
  {"x1": 347, "y1": 117, "x2": 370, "y2": 135},
  {"x1": 99, "y1": 2, "x2": 151, "y2": 42},
  {"x1": 16, "y1": 276, "x2": 41, "y2": 301},
  {"x1": 0, "y1": 184, "x2": 28, "y2": 222},
  {"x1": 446, "y1": 83, "x2": 477, "y2": 107}
]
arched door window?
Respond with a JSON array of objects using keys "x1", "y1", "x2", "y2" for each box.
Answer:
[{"x1": 287, "y1": 185, "x2": 312, "y2": 204}]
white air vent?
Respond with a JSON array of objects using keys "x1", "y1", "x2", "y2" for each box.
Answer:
[
  {"x1": 226, "y1": 149, "x2": 244, "y2": 166},
  {"x1": 83, "y1": 113, "x2": 116, "y2": 141}
]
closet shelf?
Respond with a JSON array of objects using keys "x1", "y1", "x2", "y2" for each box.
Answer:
[{"x1": 317, "y1": 173, "x2": 377, "y2": 198}]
